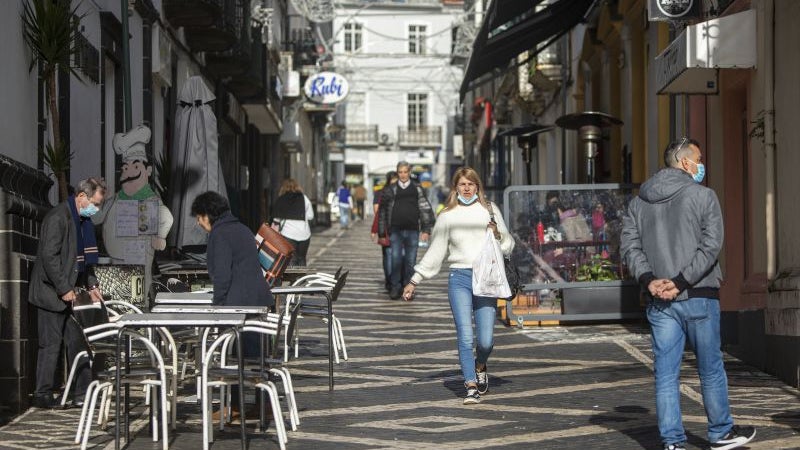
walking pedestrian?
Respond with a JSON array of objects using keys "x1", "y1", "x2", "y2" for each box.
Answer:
[
  {"x1": 29, "y1": 177, "x2": 107, "y2": 409},
  {"x1": 401, "y1": 167, "x2": 513, "y2": 404},
  {"x1": 621, "y1": 137, "x2": 756, "y2": 450},
  {"x1": 372, "y1": 171, "x2": 398, "y2": 291},
  {"x1": 336, "y1": 181, "x2": 353, "y2": 229},
  {"x1": 272, "y1": 178, "x2": 314, "y2": 266},
  {"x1": 378, "y1": 161, "x2": 435, "y2": 299},
  {"x1": 353, "y1": 183, "x2": 367, "y2": 220}
]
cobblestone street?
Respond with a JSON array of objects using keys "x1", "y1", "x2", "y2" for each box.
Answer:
[{"x1": 1, "y1": 220, "x2": 798, "y2": 450}]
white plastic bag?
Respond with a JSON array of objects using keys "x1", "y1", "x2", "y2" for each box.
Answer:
[{"x1": 472, "y1": 229, "x2": 511, "y2": 298}]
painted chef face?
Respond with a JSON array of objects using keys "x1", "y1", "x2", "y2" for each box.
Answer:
[{"x1": 120, "y1": 159, "x2": 152, "y2": 196}]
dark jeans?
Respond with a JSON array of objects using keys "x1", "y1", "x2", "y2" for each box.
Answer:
[
  {"x1": 286, "y1": 237, "x2": 311, "y2": 266},
  {"x1": 230, "y1": 331, "x2": 260, "y2": 408},
  {"x1": 356, "y1": 200, "x2": 365, "y2": 219},
  {"x1": 35, "y1": 306, "x2": 91, "y2": 399},
  {"x1": 389, "y1": 228, "x2": 419, "y2": 290}
]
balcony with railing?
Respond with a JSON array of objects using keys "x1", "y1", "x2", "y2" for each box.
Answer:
[
  {"x1": 163, "y1": 0, "x2": 221, "y2": 28},
  {"x1": 183, "y1": 0, "x2": 239, "y2": 52},
  {"x1": 344, "y1": 125, "x2": 379, "y2": 146},
  {"x1": 398, "y1": 126, "x2": 441, "y2": 147}
]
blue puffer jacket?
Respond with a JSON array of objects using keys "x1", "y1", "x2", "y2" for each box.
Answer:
[{"x1": 207, "y1": 211, "x2": 274, "y2": 307}]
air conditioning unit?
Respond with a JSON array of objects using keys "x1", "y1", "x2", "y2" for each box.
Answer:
[{"x1": 284, "y1": 71, "x2": 300, "y2": 97}]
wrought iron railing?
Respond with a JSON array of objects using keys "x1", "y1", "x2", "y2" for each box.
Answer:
[
  {"x1": 397, "y1": 126, "x2": 442, "y2": 146},
  {"x1": 345, "y1": 125, "x2": 379, "y2": 145}
]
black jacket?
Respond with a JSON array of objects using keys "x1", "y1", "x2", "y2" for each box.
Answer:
[
  {"x1": 377, "y1": 181, "x2": 435, "y2": 237},
  {"x1": 28, "y1": 201, "x2": 97, "y2": 312},
  {"x1": 207, "y1": 212, "x2": 274, "y2": 307}
]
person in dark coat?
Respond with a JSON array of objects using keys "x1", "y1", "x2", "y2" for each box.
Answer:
[
  {"x1": 191, "y1": 191, "x2": 273, "y2": 418},
  {"x1": 29, "y1": 177, "x2": 107, "y2": 408},
  {"x1": 191, "y1": 191, "x2": 273, "y2": 308}
]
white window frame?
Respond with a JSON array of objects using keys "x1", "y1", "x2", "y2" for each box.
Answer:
[
  {"x1": 343, "y1": 21, "x2": 363, "y2": 53},
  {"x1": 408, "y1": 24, "x2": 427, "y2": 55},
  {"x1": 406, "y1": 93, "x2": 428, "y2": 130}
]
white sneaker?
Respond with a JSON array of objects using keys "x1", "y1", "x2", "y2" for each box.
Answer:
[{"x1": 463, "y1": 387, "x2": 480, "y2": 405}]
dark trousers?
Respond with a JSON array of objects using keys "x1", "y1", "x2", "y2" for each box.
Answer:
[
  {"x1": 286, "y1": 237, "x2": 311, "y2": 266},
  {"x1": 35, "y1": 306, "x2": 91, "y2": 399},
  {"x1": 231, "y1": 331, "x2": 261, "y2": 408},
  {"x1": 356, "y1": 200, "x2": 365, "y2": 219}
]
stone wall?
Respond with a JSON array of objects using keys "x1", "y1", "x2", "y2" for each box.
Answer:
[{"x1": 0, "y1": 155, "x2": 53, "y2": 419}]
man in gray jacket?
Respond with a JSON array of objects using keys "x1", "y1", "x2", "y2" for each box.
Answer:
[{"x1": 621, "y1": 138, "x2": 755, "y2": 450}]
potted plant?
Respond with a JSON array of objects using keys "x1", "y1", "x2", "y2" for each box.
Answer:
[
  {"x1": 563, "y1": 254, "x2": 641, "y2": 315},
  {"x1": 21, "y1": 0, "x2": 84, "y2": 201}
]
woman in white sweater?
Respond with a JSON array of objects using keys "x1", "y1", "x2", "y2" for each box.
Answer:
[{"x1": 402, "y1": 167, "x2": 514, "y2": 404}]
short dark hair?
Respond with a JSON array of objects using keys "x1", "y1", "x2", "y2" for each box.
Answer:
[
  {"x1": 190, "y1": 191, "x2": 230, "y2": 225},
  {"x1": 664, "y1": 137, "x2": 700, "y2": 167},
  {"x1": 76, "y1": 177, "x2": 107, "y2": 197}
]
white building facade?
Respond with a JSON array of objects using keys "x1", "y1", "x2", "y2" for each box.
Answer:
[{"x1": 332, "y1": 0, "x2": 464, "y2": 209}]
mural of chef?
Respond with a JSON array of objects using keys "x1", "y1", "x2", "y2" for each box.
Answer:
[{"x1": 93, "y1": 125, "x2": 173, "y2": 298}]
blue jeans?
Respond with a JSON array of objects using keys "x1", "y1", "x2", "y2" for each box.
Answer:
[
  {"x1": 448, "y1": 269, "x2": 497, "y2": 385},
  {"x1": 647, "y1": 297, "x2": 733, "y2": 445},
  {"x1": 339, "y1": 205, "x2": 350, "y2": 228},
  {"x1": 389, "y1": 228, "x2": 418, "y2": 290}
]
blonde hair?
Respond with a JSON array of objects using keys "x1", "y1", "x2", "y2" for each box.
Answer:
[
  {"x1": 441, "y1": 167, "x2": 488, "y2": 213},
  {"x1": 278, "y1": 178, "x2": 303, "y2": 196}
]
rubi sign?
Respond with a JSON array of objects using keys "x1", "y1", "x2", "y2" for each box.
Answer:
[{"x1": 304, "y1": 72, "x2": 349, "y2": 104}]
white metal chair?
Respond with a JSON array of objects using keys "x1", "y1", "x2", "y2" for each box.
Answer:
[
  {"x1": 74, "y1": 326, "x2": 170, "y2": 450},
  {"x1": 282, "y1": 271, "x2": 349, "y2": 363},
  {"x1": 201, "y1": 317, "x2": 292, "y2": 450}
]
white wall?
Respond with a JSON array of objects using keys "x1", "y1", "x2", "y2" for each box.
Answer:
[{"x1": 0, "y1": 1, "x2": 43, "y2": 169}]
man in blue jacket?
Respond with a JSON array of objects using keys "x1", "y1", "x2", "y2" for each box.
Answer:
[{"x1": 621, "y1": 138, "x2": 755, "y2": 450}]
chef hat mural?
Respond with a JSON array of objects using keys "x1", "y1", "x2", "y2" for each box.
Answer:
[{"x1": 113, "y1": 125, "x2": 152, "y2": 162}]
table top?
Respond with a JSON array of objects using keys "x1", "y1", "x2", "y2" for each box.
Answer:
[
  {"x1": 150, "y1": 305, "x2": 272, "y2": 315},
  {"x1": 153, "y1": 292, "x2": 213, "y2": 304},
  {"x1": 271, "y1": 285, "x2": 333, "y2": 295},
  {"x1": 116, "y1": 312, "x2": 247, "y2": 327}
]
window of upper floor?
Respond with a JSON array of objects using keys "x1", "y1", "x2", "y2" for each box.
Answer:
[
  {"x1": 408, "y1": 24, "x2": 427, "y2": 55},
  {"x1": 407, "y1": 93, "x2": 428, "y2": 130},
  {"x1": 344, "y1": 22, "x2": 363, "y2": 53}
]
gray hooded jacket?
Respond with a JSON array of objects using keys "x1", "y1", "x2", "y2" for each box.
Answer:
[{"x1": 621, "y1": 168, "x2": 723, "y2": 300}]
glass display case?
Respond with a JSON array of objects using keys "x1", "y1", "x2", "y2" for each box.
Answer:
[{"x1": 502, "y1": 184, "x2": 642, "y2": 323}]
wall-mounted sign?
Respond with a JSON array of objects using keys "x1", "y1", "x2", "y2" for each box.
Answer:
[
  {"x1": 648, "y1": 0, "x2": 702, "y2": 21},
  {"x1": 304, "y1": 72, "x2": 349, "y2": 104}
]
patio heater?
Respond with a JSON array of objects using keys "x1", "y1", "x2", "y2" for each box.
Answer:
[
  {"x1": 497, "y1": 123, "x2": 554, "y2": 185},
  {"x1": 555, "y1": 112, "x2": 622, "y2": 183}
]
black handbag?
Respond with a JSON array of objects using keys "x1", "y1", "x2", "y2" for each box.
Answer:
[{"x1": 487, "y1": 205, "x2": 521, "y2": 301}]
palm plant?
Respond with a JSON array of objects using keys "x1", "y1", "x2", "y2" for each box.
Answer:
[
  {"x1": 154, "y1": 150, "x2": 171, "y2": 202},
  {"x1": 21, "y1": 0, "x2": 84, "y2": 201}
]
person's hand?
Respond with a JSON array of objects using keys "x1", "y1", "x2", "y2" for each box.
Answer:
[
  {"x1": 420, "y1": 232, "x2": 430, "y2": 242},
  {"x1": 61, "y1": 290, "x2": 76, "y2": 302},
  {"x1": 648, "y1": 279, "x2": 678, "y2": 300},
  {"x1": 88, "y1": 287, "x2": 104, "y2": 303},
  {"x1": 402, "y1": 283, "x2": 416, "y2": 301},
  {"x1": 151, "y1": 236, "x2": 167, "y2": 251},
  {"x1": 487, "y1": 221, "x2": 500, "y2": 240},
  {"x1": 370, "y1": 232, "x2": 378, "y2": 243}
]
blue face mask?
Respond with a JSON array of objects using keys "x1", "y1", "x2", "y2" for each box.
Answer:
[
  {"x1": 79, "y1": 203, "x2": 99, "y2": 217},
  {"x1": 687, "y1": 160, "x2": 705, "y2": 183},
  {"x1": 458, "y1": 194, "x2": 478, "y2": 205}
]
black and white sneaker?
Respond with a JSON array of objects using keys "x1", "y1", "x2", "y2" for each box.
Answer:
[
  {"x1": 709, "y1": 425, "x2": 756, "y2": 450},
  {"x1": 476, "y1": 367, "x2": 489, "y2": 394},
  {"x1": 463, "y1": 387, "x2": 481, "y2": 405},
  {"x1": 663, "y1": 444, "x2": 687, "y2": 450}
]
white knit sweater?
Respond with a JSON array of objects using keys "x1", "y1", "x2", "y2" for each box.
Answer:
[{"x1": 411, "y1": 202, "x2": 514, "y2": 284}]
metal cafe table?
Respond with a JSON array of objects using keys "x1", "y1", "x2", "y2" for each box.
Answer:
[{"x1": 112, "y1": 312, "x2": 255, "y2": 450}]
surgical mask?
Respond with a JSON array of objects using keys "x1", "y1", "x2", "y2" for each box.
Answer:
[
  {"x1": 79, "y1": 203, "x2": 99, "y2": 217},
  {"x1": 458, "y1": 194, "x2": 478, "y2": 205},
  {"x1": 687, "y1": 159, "x2": 705, "y2": 183}
]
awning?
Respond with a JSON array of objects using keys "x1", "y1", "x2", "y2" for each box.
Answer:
[{"x1": 459, "y1": 0, "x2": 596, "y2": 99}]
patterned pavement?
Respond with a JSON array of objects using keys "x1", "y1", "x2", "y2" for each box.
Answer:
[{"x1": 1, "y1": 219, "x2": 799, "y2": 449}]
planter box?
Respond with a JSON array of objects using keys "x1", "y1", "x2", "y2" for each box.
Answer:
[{"x1": 562, "y1": 285, "x2": 642, "y2": 315}]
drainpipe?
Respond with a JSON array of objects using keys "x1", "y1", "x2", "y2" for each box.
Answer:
[
  {"x1": 121, "y1": 0, "x2": 133, "y2": 130},
  {"x1": 764, "y1": 0, "x2": 776, "y2": 279}
]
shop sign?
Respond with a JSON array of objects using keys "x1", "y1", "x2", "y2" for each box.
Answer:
[
  {"x1": 304, "y1": 72, "x2": 349, "y2": 104},
  {"x1": 648, "y1": 0, "x2": 702, "y2": 22}
]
